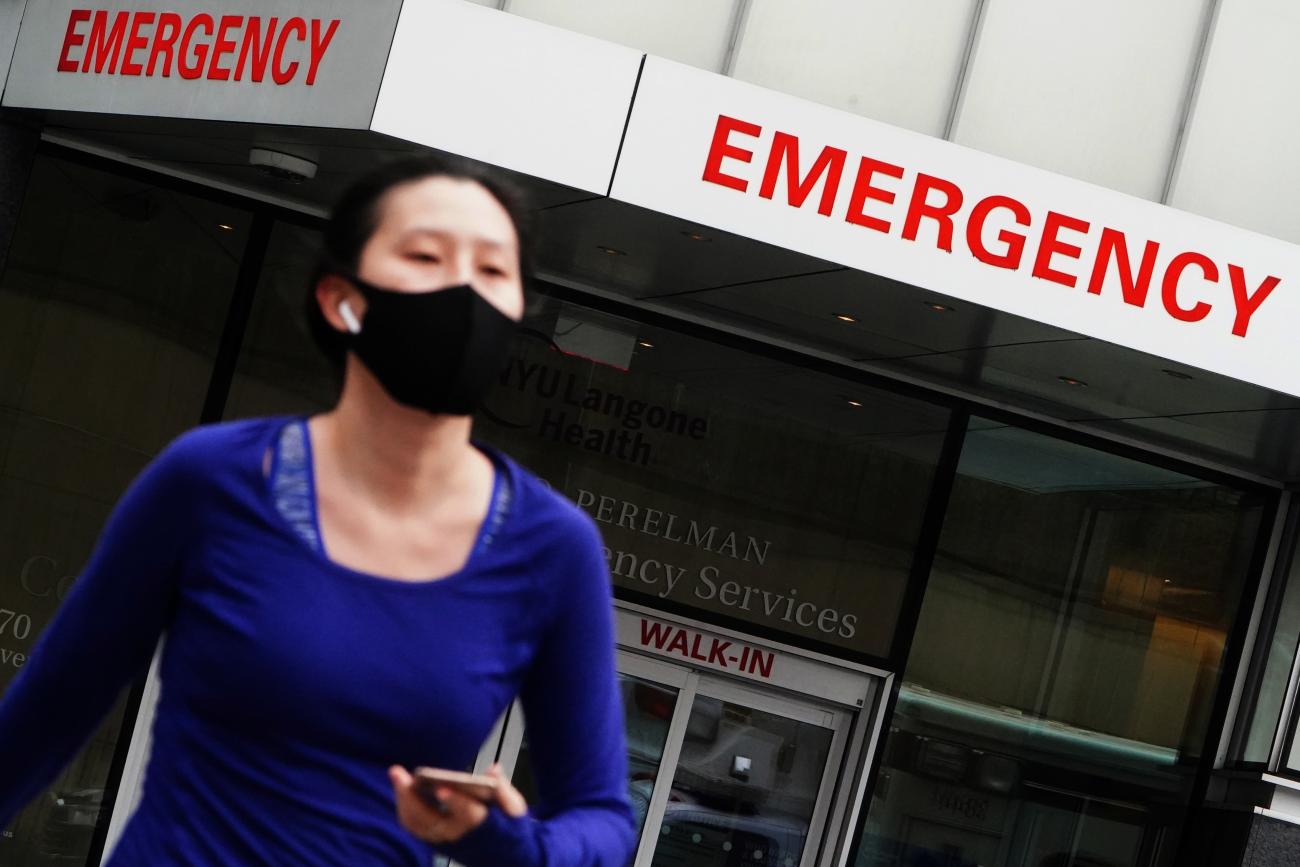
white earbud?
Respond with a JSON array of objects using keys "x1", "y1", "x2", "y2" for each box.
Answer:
[{"x1": 338, "y1": 299, "x2": 362, "y2": 335}]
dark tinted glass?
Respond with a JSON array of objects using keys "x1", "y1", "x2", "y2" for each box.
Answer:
[
  {"x1": 224, "y1": 221, "x2": 337, "y2": 419},
  {"x1": 859, "y1": 421, "x2": 1266, "y2": 867},
  {"x1": 0, "y1": 154, "x2": 248, "y2": 865},
  {"x1": 477, "y1": 295, "x2": 950, "y2": 658}
]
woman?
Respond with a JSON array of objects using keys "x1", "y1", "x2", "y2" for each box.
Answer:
[{"x1": 0, "y1": 156, "x2": 636, "y2": 866}]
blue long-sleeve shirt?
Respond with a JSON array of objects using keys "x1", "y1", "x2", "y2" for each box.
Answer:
[{"x1": 0, "y1": 416, "x2": 635, "y2": 866}]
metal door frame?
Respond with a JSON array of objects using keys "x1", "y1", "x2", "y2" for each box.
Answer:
[
  {"x1": 469, "y1": 652, "x2": 698, "y2": 867},
  {"x1": 485, "y1": 610, "x2": 887, "y2": 867},
  {"x1": 648, "y1": 673, "x2": 853, "y2": 867}
]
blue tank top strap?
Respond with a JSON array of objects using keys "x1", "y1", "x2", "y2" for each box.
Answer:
[
  {"x1": 272, "y1": 420, "x2": 511, "y2": 560},
  {"x1": 474, "y1": 445, "x2": 512, "y2": 556},
  {"x1": 271, "y1": 417, "x2": 324, "y2": 554}
]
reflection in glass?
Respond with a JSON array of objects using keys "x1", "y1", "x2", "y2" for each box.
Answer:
[
  {"x1": 859, "y1": 422, "x2": 1266, "y2": 867},
  {"x1": 0, "y1": 155, "x2": 245, "y2": 866},
  {"x1": 224, "y1": 221, "x2": 337, "y2": 420},
  {"x1": 513, "y1": 675, "x2": 679, "y2": 861},
  {"x1": 650, "y1": 694, "x2": 832, "y2": 867},
  {"x1": 476, "y1": 294, "x2": 949, "y2": 659}
]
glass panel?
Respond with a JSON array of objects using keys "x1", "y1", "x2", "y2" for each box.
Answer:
[
  {"x1": 650, "y1": 692, "x2": 833, "y2": 867},
  {"x1": 477, "y1": 295, "x2": 948, "y2": 658},
  {"x1": 859, "y1": 422, "x2": 1267, "y2": 867},
  {"x1": 1242, "y1": 512, "x2": 1300, "y2": 765},
  {"x1": 224, "y1": 221, "x2": 337, "y2": 420},
  {"x1": 513, "y1": 674, "x2": 679, "y2": 859},
  {"x1": 0, "y1": 154, "x2": 246, "y2": 865}
]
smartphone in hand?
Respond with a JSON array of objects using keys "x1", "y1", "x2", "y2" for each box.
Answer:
[{"x1": 412, "y1": 767, "x2": 500, "y2": 808}]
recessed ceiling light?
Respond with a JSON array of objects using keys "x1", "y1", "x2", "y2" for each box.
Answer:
[
  {"x1": 1161, "y1": 368, "x2": 1194, "y2": 381},
  {"x1": 596, "y1": 245, "x2": 627, "y2": 256},
  {"x1": 681, "y1": 230, "x2": 711, "y2": 242},
  {"x1": 1058, "y1": 375, "x2": 1088, "y2": 388},
  {"x1": 846, "y1": 399, "x2": 864, "y2": 407},
  {"x1": 216, "y1": 223, "x2": 234, "y2": 231},
  {"x1": 637, "y1": 340, "x2": 654, "y2": 348},
  {"x1": 834, "y1": 313, "x2": 857, "y2": 323},
  {"x1": 923, "y1": 301, "x2": 955, "y2": 312}
]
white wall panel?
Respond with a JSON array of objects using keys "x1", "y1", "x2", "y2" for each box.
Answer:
[
  {"x1": 372, "y1": 0, "x2": 642, "y2": 194},
  {"x1": 0, "y1": 0, "x2": 25, "y2": 98},
  {"x1": 506, "y1": 0, "x2": 737, "y2": 71},
  {"x1": 731, "y1": 0, "x2": 977, "y2": 137},
  {"x1": 1169, "y1": 0, "x2": 1300, "y2": 245},
  {"x1": 953, "y1": 0, "x2": 1209, "y2": 200}
]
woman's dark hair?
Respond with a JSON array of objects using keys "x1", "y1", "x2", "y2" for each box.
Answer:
[{"x1": 304, "y1": 153, "x2": 535, "y2": 369}]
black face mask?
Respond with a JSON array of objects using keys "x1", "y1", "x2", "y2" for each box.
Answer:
[{"x1": 342, "y1": 276, "x2": 517, "y2": 416}]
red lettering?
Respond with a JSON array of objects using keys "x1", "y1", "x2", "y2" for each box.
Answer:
[
  {"x1": 207, "y1": 15, "x2": 243, "y2": 80},
  {"x1": 58, "y1": 9, "x2": 92, "y2": 73},
  {"x1": 707, "y1": 639, "x2": 732, "y2": 666},
  {"x1": 1032, "y1": 211, "x2": 1091, "y2": 287},
  {"x1": 689, "y1": 633, "x2": 709, "y2": 662},
  {"x1": 703, "y1": 115, "x2": 760, "y2": 193},
  {"x1": 750, "y1": 648, "x2": 773, "y2": 678},
  {"x1": 235, "y1": 17, "x2": 278, "y2": 82},
  {"x1": 845, "y1": 156, "x2": 904, "y2": 233},
  {"x1": 82, "y1": 10, "x2": 129, "y2": 74},
  {"x1": 1087, "y1": 228, "x2": 1159, "y2": 307},
  {"x1": 758, "y1": 132, "x2": 846, "y2": 217},
  {"x1": 306, "y1": 18, "x2": 340, "y2": 86},
  {"x1": 1161, "y1": 252, "x2": 1216, "y2": 323},
  {"x1": 147, "y1": 13, "x2": 182, "y2": 77},
  {"x1": 966, "y1": 195, "x2": 1031, "y2": 269},
  {"x1": 1228, "y1": 266, "x2": 1280, "y2": 338},
  {"x1": 118, "y1": 11, "x2": 153, "y2": 76},
  {"x1": 639, "y1": 619, "x2": 671, "y2": 650},
  {"x1": 666, "y1": 629, "x2": 689, "y2": 656},
  {"x1": 272, "y1": 17, "x2": 306, "y2": 85},
  {"x1": 903, "y1": 173, "x2": 964, "y2": 252},
  {"x1": 54, "y1": 12, "x2": 339, "y2": 86},
  {"x1": 178, "y1": 14, "x2": 214, "y2": 80}
]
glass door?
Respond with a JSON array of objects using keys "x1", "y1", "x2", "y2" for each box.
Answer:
[
  {"x1": 484, "y1": 652, "x2": 852, "y2": 867},
  {"x1": 503, "y1": 652, "x2": 691, "y2": 842},
  {"x1": 643, "y1": 677, "x2": 847, "y2": 867}
]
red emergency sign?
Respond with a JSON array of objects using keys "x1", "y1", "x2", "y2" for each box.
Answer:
[
  {"x1": 702, "y1": 114, "x2": 1282, "y2": 340},
  {"x1": 56, "y1": 9, "x2": 340, "y2": 85}
]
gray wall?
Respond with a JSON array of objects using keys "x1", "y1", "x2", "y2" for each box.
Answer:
[
  {"x1": 0, "y1": 0, "x2": 25, "y2": 98},
  {"x1": 490, "y1": 0, "x2": 1300, "y2": 247}
]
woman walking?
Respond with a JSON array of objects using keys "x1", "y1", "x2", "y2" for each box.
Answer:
[{"x1": 0, "y1": 155, "x2": 636, "y2": 866}]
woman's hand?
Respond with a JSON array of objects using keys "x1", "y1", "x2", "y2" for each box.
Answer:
[{"x1": 389, "y1": 763, "x2": 527, "y2": 845}]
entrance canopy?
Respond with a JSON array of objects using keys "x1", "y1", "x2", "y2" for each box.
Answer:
[{"x1": 6, "y1": 0, "x2": 1299, "y2": 482}]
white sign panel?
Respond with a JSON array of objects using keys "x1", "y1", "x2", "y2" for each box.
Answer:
[
  {"x1": 3, "y1": 0, "x2": 400, "y2": 127},
  {"x1": 611, "y1": 57, "x2": 1300, "y2": 399},
  {"x1": 616, "y1": 609, "x2": 873, "y2": 708},
  {"x1": 371, "y1": 0, "x2": 643, "y2": 195}
]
